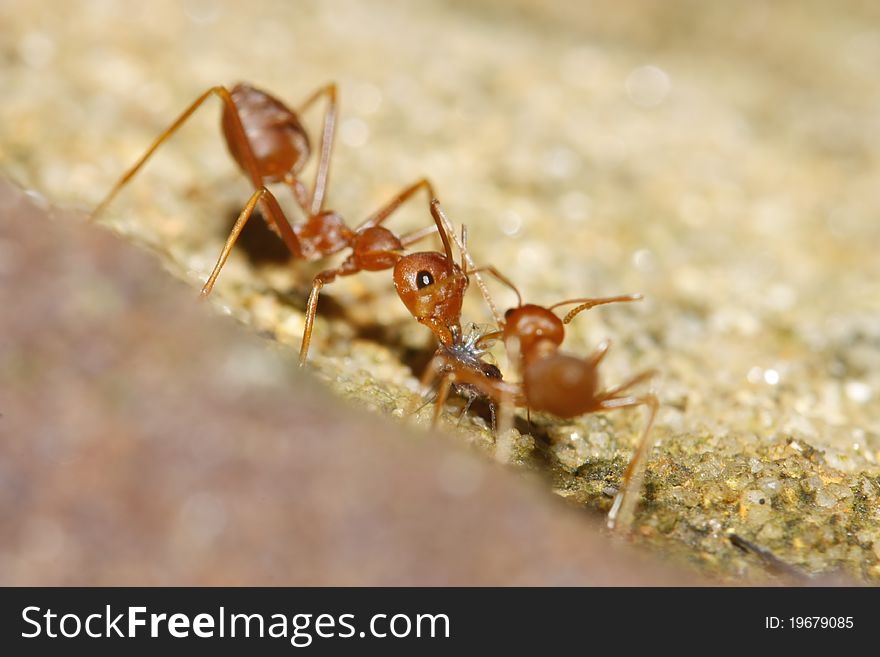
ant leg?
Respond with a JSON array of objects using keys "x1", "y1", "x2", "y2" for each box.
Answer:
[
  {"x1": 467, "y1": 264, "x2": 523, "y2": 310},
  {"x1": 585, "y1": 340, "x2": 612, "y2": 369},
  {"x1": 495, "y1": 403, "x2": 517, "y2": 459},
  {"x1": 457, "y1": 396, "x2": 476, "y2": 425},
  {"x1": 93, "y1": 86, "x2": 232, "y2": 218},
  {"x1": 604, "y1": 393, "x2": 659, "y2": 534},
  {"x1": 435, "y1": 204, "x2": 503, "y2": 325},
  {"x1": 446, "y1": 368, "x2": 521, "y2": 454},
  {"x1": 93, "y1": 85, "x2": 303, "y2": 258},
  {"x1": 200, "y1": 186, "x2": 283, "y2": 296},
  {"x1": 600, "y1": 368, "x2": 657, "y2": 400},
  {"x1": 299, "y1": 268, "x2": 343, "y2": 366},
  {"x1": 358, "y1": 178, "x2": 436, "y2": 231},
  {"x1": 399, "y1": 223, "x2": 440, "y2": 248},
  {"x1": 408, "y1": 354, "x2": 444, "y2": 417},
  {"x1": 296, "y1": 84, "x2": 338, "y2": 215},
  {"x1": 494, "y1": 396, "x2": 517, "y2": 459},
  {"x1": 282, "y1": 173, "x2": 312, "y2": 217},
  {"x1": 432, "y1": 375, "x2": 453, "y2": 428},
  {"x1": 429, "y1": 200, "x2": 458, "y2": 274},
  {"x1": 411, "y1": 353, "x2": 455, "y2": 428},
  {"x1": 493, "y1": 335, "x2": 521, "y2": 459}
]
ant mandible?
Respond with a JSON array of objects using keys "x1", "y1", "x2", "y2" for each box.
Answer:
[
  {"x1": 413, "y1": 202, "x2": 659, "y2": 533},
  {"x1": 92, "y1": 82, "x2": 440, "y2": 365}
]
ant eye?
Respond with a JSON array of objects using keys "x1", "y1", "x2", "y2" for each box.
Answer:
[{"x1": 416, "y1": 270, "x2": 434, "y2": 289}]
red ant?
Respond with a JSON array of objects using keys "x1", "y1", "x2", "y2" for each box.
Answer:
[
  {"x1": 91, "y1": 82, "x2": 440, "y2": 365},
  {"x1": 393, "y1": 200, "x2": 505, "y2": 428},
  {"x1": 408, "y1": 201, "x2": 659, "y2": 533}
]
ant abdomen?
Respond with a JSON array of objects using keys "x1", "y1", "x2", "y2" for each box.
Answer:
[
  {"x1": 523, "y1": 353, "x2": 599, "y2": 418},
  {"x1": 222, "y1": 83, "x2": 311, "y2": 182}
]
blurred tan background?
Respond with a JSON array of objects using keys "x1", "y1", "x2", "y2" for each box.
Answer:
[{"x1": 1, "y1": 0, "x2": 879, "y2": 582}]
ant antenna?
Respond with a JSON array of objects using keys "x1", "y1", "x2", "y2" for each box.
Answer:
[
  {"x1": 460, "y1": 225, "x2": 469, "y2": 272},
  {"x1": 432, "y1": 200, "x2": 504, "y2": 325},
  {"x1": 548, "y1": 294, "x2": 643, "y2": 324},
  {"x1": 429, "y1": 199, "x2": 456, "y2": 276},
  {"x1": 468, "y1": 262, "x2": 523, "y2": 310}
]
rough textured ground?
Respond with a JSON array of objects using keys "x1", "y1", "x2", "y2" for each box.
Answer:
[{"x1": 1, "y1": 0, "x2": 879, "y2": 582}]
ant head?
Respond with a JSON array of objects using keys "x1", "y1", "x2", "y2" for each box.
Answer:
[
  {"x1": 394, "y1": 251, "x2": 467, "y2": 347},
  {"x1": 503, "y1": 304, "x2": 565, "y2": 356}
]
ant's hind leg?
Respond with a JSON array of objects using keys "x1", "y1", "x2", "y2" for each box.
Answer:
[
  {"x1": 604, "y1": 393, "x2": 660, "y2": 535},
  {"x1": 93, "y1": 85, "x2": 304, "y2": 258},
  {"x1": 93, "y1": 86, "x2": 236, "y2": 219}
]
